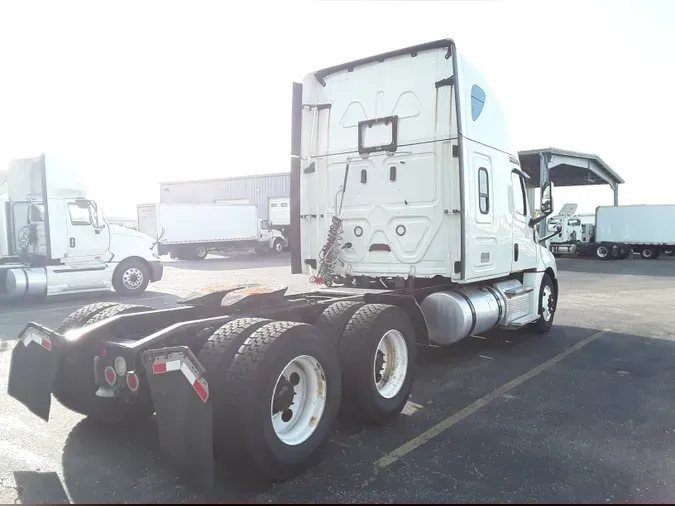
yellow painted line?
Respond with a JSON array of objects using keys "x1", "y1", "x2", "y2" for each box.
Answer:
[{"x1": 376, "y1": 329, "x2": 610, "y2": 469}]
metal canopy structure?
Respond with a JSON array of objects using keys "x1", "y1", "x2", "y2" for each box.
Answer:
[{"x1": 517, "y1": 147, "x2": 625, "y2": 236}]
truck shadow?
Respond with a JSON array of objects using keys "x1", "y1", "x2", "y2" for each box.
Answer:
[
  {"x1": 59, "y1": 416, "x2": 276, "y2": 503},
  {"x1": 556, "y1": 255, "x2": 675, "y2": 277},
  {"x1": 54, "y1": 325, "x2": 675, "y2": 503},
  {"x1": 12, "y1": 471, "x2": 70, "y2": 504}
]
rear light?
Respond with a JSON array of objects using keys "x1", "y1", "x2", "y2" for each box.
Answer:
[
  {"x1": 153, "y1": 362, "x2": 167, "y2": 374},
  {"x1": 126, "y1": 373, "x2": 139, "y2": 392},
  {"x1": 114, "y1": 356, "x2": 127, "y2": 376},
  {"x1": 104, "y1": 366, "x2": 116, "y2": 386}
]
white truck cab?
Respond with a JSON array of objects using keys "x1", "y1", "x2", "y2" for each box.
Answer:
[
  {"x1": 0, "y1": 154, "x2": 163, "y2": 300},
  {"x1": 297, "y1": 38, "x2": 559, "y2": 343}
]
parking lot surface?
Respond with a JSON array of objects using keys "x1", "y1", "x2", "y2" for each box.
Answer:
[{"x1": 2, "y1": 253, "x2": 675, "y2": 503}]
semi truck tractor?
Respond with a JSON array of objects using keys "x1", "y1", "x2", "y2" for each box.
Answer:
[
  {"x1": 548, "y1": 203, "x2": 675, "y2": 260},
  {"x1": 137, "y1": 202, "x2": 287, "y2": 260},
  {"x1": 8, "y1": 39, "x2": 560, "y2": 490},
  {"x1": 0, "y1": 154, "x2": 163, "y2": 300},
  {"x1": 546, "y1": 203, "x2": 615, "y2": 258}
]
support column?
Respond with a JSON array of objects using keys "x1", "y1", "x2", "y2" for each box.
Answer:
[
  {"x1": 538, "y1": 153, "x2": 550, "y2": 238},
  {"x1": 613, "y1": 185, "x2": 619, "y2": 206},
  {"x1": 289, "y1": 82, "x2": 303, "y2": 274}
]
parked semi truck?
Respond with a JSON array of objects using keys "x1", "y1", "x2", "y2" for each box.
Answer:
[
  {"x1": 8, "y1": 39, "x2": 560, "y2": 490},
  {"x1": 0, "y1": 154, "x2": 162, "y2": 300},
  {"x1": 548, "y1": 203, "x2": 675, "y2": 260},
  {"x1": 136, "y1": 202, "x2": 287, "y2": 260}
]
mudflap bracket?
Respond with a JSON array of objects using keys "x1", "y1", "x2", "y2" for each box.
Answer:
[{"x1": 141, "y1": 345, "x2": 214, "y2": 492}]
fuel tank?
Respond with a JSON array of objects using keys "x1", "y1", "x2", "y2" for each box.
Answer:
[{"x1": 5, "y1": 267, "x2": 48, "y2": 298}]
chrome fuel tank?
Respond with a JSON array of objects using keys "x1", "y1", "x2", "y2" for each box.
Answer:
[{"x1": 420, "y1": 286, "x2": 503, "y2": 346}]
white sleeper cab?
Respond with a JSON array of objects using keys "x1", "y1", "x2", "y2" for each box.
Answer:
[
  {"x1": 0, "y1": 154, "x2": 163, "y2": 300},
  {"x1": 298, "y1": 38, "x2": 559, "y2": 342}
]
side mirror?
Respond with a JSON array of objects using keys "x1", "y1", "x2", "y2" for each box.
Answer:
[
  {"x1": 529, "y1": 181, "x2": 554, "y2": 228},
  {"x1": 88, "y1": 201, "x2": 104, "y2": 230},
  {"x1": 540, "y1": 181, "x2": 553, "y2": 215}
]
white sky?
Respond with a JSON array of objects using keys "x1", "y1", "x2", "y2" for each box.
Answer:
[{"x1": 1, "y1": 0, "x2": 673, "y2": 218}]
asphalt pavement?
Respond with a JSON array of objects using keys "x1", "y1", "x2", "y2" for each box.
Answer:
[{"x1": 2, "y1": 253, "x2": 675, "y2": 503}]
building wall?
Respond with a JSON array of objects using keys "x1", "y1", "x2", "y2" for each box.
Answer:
[{"x1": 159, "y1": 172, "x2": 290, "y2": 221}]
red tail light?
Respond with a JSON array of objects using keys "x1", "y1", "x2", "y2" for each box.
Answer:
[
  {"x1": 126, "y1": 373, "x2": 139, "y2": 392},
  {"x1": 104, "y1": 366, "x2": 116, "y2": 386}
]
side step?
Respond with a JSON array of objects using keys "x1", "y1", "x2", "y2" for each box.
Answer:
[{"x1": 503, "y1": 286, "x2": 534, "y2": 297}]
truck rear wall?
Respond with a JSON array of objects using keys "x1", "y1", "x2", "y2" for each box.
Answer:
[
  {"x1": 596, "y1": 205, "x2": 675, "y2": 244},
  {"x1": 300, "y1": 45, "x2": 461, "y2": 279},
  {"x1": 157, "y1": 203, "x2": 259, "y2": 244}
]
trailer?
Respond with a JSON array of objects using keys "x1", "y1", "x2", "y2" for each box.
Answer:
[
  {"x1": 7, "y1": 39, "x2": 561, "y2": 491},
  {"x1": 548, "y1": 203, "x2": 675, "y2": 260},
  {"x1": 0, "y1": 155, "x2": 162, "y2": 300},
  {"x1": 136, "y1": 202, "x2": 287, "y2": 260}
]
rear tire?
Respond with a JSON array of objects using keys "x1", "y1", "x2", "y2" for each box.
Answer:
[
  {"x1": 52, "y1": 304, "x2": 155, "y2": 424},
  {"x1": 595, "y1": 244, "x2": 612, "y2": 260},
  {"x1": 338, "y1": 304, "x2": 417, "y2": 426},
  {"x1": 223, "y1": 321, "x2": 341, "y2": 481},
  {"x1": 194, "y1": 246, "x2": 208, "y2": 260},
  {"x1": 314, "y1": 301, "x2": 365, "y2": 348},
  {"x1": 56, "y1": 302, "x2": 122, "y2": 334},
  {"x1": 112, "y1": 258, "x2": 150, "y2": 296},
  {"x1": 641, "y1": 247, "x2": 654, "y2": 259},
  {"x1": 609, "y1": 244, "x2": 620, "y2": 260},
  {"x1": 197, "y1": 317, "x2": 273, "y2": 451},
  {"x1": 272, "y1": 239, "x2": 284, "y2": 254}
]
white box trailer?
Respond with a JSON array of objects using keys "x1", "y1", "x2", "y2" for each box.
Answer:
[
  {"x1": 548, "y1": 203, "x2": 675, "y2": 260},
  {"x1": 595, "y1": 204, "x2": 675, "y2": 259},
  {"x1": 137, "y1": 202, "x2": 287, "y2": 260}
]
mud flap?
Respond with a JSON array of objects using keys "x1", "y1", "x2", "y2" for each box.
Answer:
[
  {"x1": 141, "y1": 346, "x2": 214, "y2": 492},
  {"x1": 7, "y1": 324, "x2": 60, "y2": 422}
]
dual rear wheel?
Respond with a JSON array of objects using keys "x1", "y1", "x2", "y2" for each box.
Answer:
[
  {"x1": 595, "y1": 243, "x2": 631, "y2": 260},
  {"x1": 196, "y1": 302, "x2": 418, "y2": 480}
]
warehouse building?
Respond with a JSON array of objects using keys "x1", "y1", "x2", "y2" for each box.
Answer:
[{"x1": 159, "y1": 172, "x2": 291, "y2": 224}]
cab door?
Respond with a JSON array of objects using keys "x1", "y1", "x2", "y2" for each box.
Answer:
[
  {"x1": 64, "y1": 200, "x2": 109, "y2": 267},
  {"x1": 258, "y1": 219, "x2": 273, "y2": 243},
  {"x1": 510, "y1": 169, "x2": 538, "y2": 271}
]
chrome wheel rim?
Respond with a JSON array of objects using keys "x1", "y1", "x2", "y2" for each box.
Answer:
[
  {"x1": 373, "y1": 329, "x2": 408, "y2": 399},
  {"x1": 542, "y1": 285, "x2": 553, "y2": 321},
  {"x1": 122, "y1": 268, "x2": 143, "y2": 290},
  {"x1": 270, "y1": 355, "x2": 327, "y2": 446}
]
